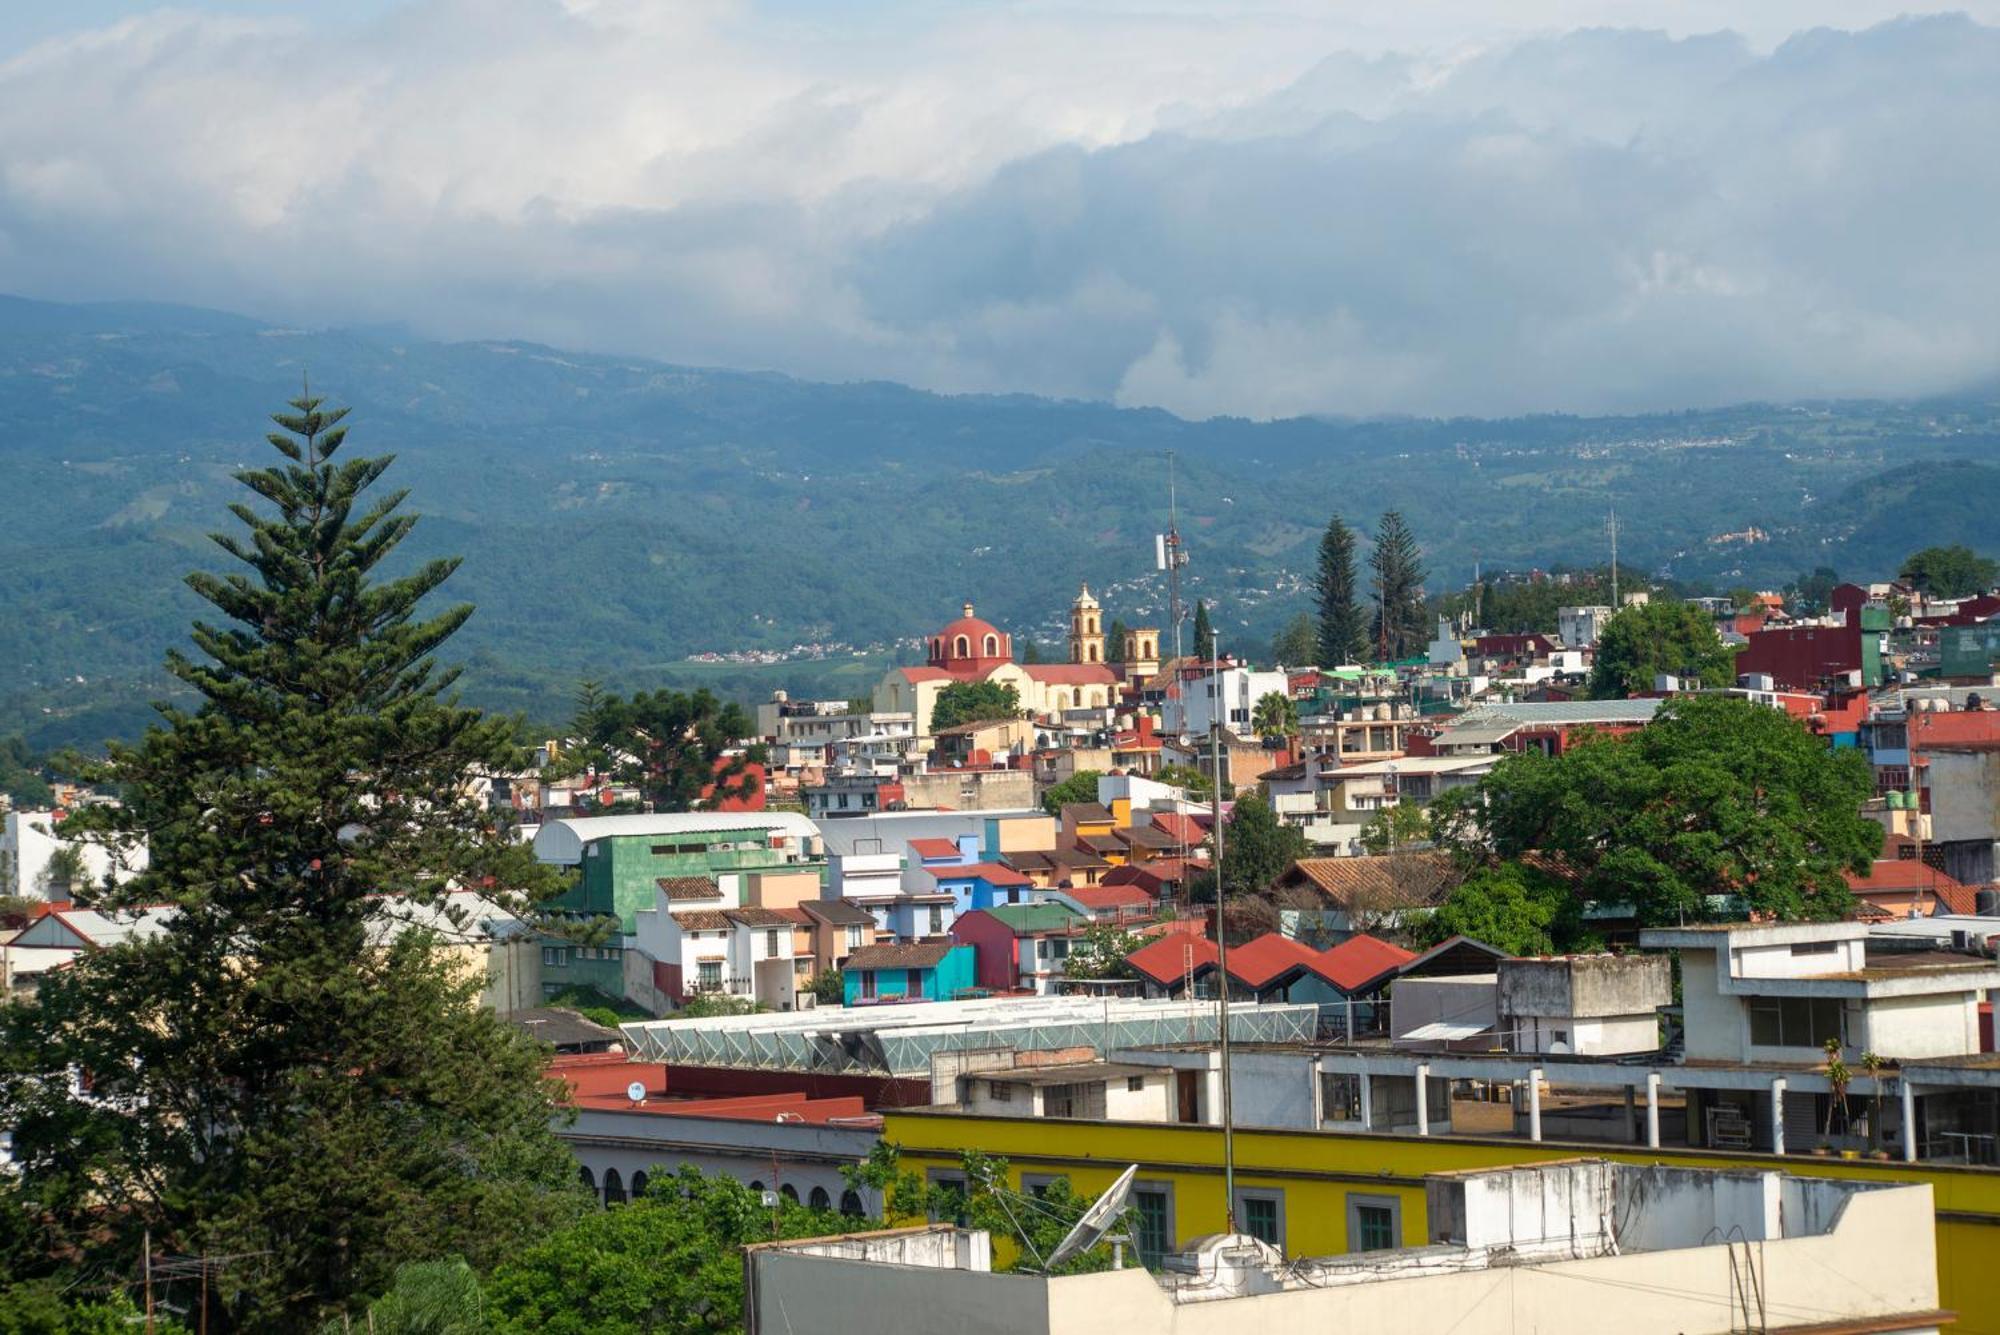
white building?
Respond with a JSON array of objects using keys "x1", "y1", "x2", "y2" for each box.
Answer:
[
  {"x1": 1164, "y1": 666, "x2": 1289, "y2": 738},
  {"x1": 1557, "y1": 604, "x2": 1614, "y2": 648},
  {"x1": 0, "y1": 808, "x2": 148, "y2": 902},
  {"x1": 747, "y1": 1162, "x2": 1946, "y2": 1335}
]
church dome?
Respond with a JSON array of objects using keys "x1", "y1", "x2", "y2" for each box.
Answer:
[{"x1": 930, "y1": 603, "x2": 1012, "y2": 667}]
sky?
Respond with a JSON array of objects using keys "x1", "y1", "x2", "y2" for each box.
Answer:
[{"x1": 3, "y1": 0, "x2": 2000, "y2": 419}]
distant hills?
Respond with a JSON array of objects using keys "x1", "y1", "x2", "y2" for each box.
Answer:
[{"x1": 2, "y1": 293, "x2": 1996, "y2": 749}]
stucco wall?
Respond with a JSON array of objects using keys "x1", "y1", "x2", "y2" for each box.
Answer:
[
  {"x1": 1677, "y1": 949, "x2": 1742, "y2": 1062},
  {"x1": 1861, "y1": 992, "x2": 1983, "y2": 1059}
]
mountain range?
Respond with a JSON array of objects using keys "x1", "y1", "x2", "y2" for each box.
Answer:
[{"x1": 3, "y1": 293, "x2": 1997, "y2": 750}]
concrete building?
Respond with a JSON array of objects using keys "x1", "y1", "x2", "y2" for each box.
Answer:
[
  {"x1": 533, "y1": 812, "x2": 825, "y2": 934},
  {"x1": 746, "y1": 1162, "x2": 1947, "y2": 1335},
  {"x1": 0, "y1": 808, "x2": 148, "y2": 901},
  {"x1": 1163, "y1": 665, "x2": 1290, "y2": 739},
  {"x1": 1496, "y1": 954, "x2": 1672, "y2": 1056}
]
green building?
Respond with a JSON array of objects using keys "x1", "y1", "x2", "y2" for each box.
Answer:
[{"x1": 532, "y1": 812, "x2": 826, "y2": 934}]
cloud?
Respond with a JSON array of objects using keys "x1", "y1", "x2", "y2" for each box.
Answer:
[{"x1": 2, "y1": 2, "x2": 2000, "y2": 417}]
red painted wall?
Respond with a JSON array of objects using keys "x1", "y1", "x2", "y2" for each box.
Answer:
[{"x1": 949, "y1": 910, "x2": 1023, "y2": 992}]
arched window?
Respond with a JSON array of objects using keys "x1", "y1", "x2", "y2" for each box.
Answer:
[
  {"x1": 983, "y1": 633, "x2": 999, "y2": 657},
  {"x1": 631, "y1": 1170, "x2": 649, "y2": 1200},
  {"x1": 931, "y1": 638, "x2": 941, "y2": 659},
  {"x1": 1089, "y1": 690, "x2": 1103, "y2": 708},
  {"x1": 750, "y1": 1180, "x2": 765, "y2": 1193},
  {"x1": 780, "y1": 1183, "x2": 799, "y2": 1203},
  {"x1": 1086, "y1": 643, "x2": 1099, "y2": 663},
  {"x1": 603, "y1": 1168, "x2": 625, "y2": 1206},
  {"x1": 840, "y1": 1189, "x2": 865, "y2": 1217},
  {"x1": 810, "y1": 1186, "x2": 831, "y2": 1211},
  {"x1": 1055, "y1": 691, "x2": 1069, "y2": 711},
  {"x1": 578, "y1": 1165, "x2": 596, "y2": 1193},
  {"x1": 1089, "y1": 616, "x2": 1098, "y2": 635},
  {"x1": 954, "y1": 635, "x2": 970, "y2": 658}
]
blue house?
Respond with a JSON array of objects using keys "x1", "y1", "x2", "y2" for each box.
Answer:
[
  {"x1": 927, "y1": 861, "x2": 1036, "y2": 915},
  {"x1": 842, "y1": 941, "x2": 977, "y2": 1005}
]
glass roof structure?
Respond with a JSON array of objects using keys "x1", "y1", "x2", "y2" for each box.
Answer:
[{"x1": 622, "y1": 996, "x2": 1318, "y2": 1077}]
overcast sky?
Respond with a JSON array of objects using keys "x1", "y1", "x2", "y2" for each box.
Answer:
[{"x1": 4, "y1": 0, "x2": 1999, "y2": 419}]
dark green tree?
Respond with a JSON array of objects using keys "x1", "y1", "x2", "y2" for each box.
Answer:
[
  {"x1": 1271, "y1": 613, "x2": 1318, "y2": 668},
  {"x1": 1250, "y1": 691, "x2": 1298, "y2": 741},
  {"x1": 579, "y1": 688, "x2": 761, "y2": 810},
  {"x1": 1368, "y1": 512, "x2": 1427, "y2": 660},
  {"x1": 0, "y1": 394, "x2": 581, "y2": 1331},
  {"x1": 1190, "y1": 791, "x2": 1306, "y2": 903},
  {"x1": 1040, "y1": 769, "x2": 1105, "y2": 816},
  {"x1": 1107, "y1": 618, "x2": 1130, "y2": 664},
  {"x1": 1788, "y1": 566, "x2": 1841, "y2": 615},
  {"x1": 1414, "y1": 863, "x2": 1592, "y2": 957},
  {"x1": 1314, "y1": 515, "x2": 1366, "y2": 665},
  {"x1": 1587, "y1": 600, "x2": 1737, "y2": 698},
  {"x1": 1062, "y1": 923, "x2": 1148, "y2": 980},
  {"x1": 0, "y1": 736, "x2": 52, "y2": 807},
  {"x1": 930, "y1": 680, "x2": 1022, "y2": 732},
  {"x1": 1463, "y1": 695, "x2": 1878, "y2": 925},
  {"x1": 1899, "y1": 544, "x2": 1998, "y2": 598},
  {"x1": 1192, "y1": 599, "x2": 1214, "y2": 656}
]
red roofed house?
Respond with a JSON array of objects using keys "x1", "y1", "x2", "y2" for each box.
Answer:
[
  {"x1": 1845, "y1": 856, "x2": 1980, "y2": 920},
  {"x1": 1043, "y1": 882, "x2": 1157, "y2": 923}
]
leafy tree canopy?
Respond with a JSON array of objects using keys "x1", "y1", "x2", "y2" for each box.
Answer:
[
  {"x1": 1458, "y1": 695, "x2": 1877, "y2": 925},
  {"x1": 565, "y1": 684, "x2": 762, "y2": 811},
  {"x1": 1272, "y1": 613, "x2": 1318, "y2": 668},
  {"x1": 1358, "y1": 801, "x2": 1432, "y2": 856},
  {"x1": 930, "y1": 680, "x2": 1022, "y2": 733},
  {"x1": 1900, "y1": 544, "x2": 1998, "y2": 598},
  {"x1": 1369, "y1": 511, "x2": 1429, "y2": 661},
  {"x1": 1587, "y1": 599, "x2": 1736, "y2": 698},
  {"x1": 1061, "y1": 922, "x2": 1148, "y2": 980},
  {"x1": 1414, "y1": 862, "x2": 1594, "y2": 957},
  {"x1": 1190, "y1": 791, "x2": 1305, "y2": 903},
  {"x1": 1153, "y1": 763, "x2": 1213, "y2": 801},
  {"x1": 1040, "y1": 768, "x2": 1104, "y2": 816}
]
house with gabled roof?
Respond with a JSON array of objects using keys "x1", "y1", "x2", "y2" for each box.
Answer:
[
  {"x1": 950, "y1": 904, "x2": 1090, "y2": 995},
  {"x1": 841, "y1": 941, "x2": 976, "y2": 1005}
]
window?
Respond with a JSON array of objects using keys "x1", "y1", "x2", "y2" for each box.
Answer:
[
  {"x1": 847, "y1": 925, "x2": 863, "y2": 950},
  {"x1": 780, "y1": 1183, "x2": 799, "y2": 1203},
  {"x1": 603, "y1": 1168, "x2": 626, "y2": 1206},
  {"x1": 542, "y1": 946, "x2": 570, "y2": 968},
  {"x1": 1047, "y1": 937, "x2": 1069, "y2": 959},
  {"x1": 578, "y1": 1165, "x2": 596, "y2": 1193},
  {"x1": 697, "y1": 960, "x2": 722, "y2": 989},
  {"x1": 1748, "y1": 996, "x2": 1846, "y2": 1049},
  {"x1": 1321, "y1": 1072, "x2": 1364, "y2": 1123},
  {"x1": 906, "y1": 968, "x2": 924, "y2": 994},
  {"x1": 928, "y1": 1171, "x2": 971, "y2": 1226},
  {"x1": 1132, "y1": 1184, "x2": 1175, "y2": 1267},
  {"x1": 1127, "y1": 1075, "x2": 1146, "y2": 1092},
  {"x1": 1021, "y1": 1172, "x2": 1068, "y2": 1199},
  {"x1": 631, "y1": 1171, "x2": 649, "y2": 1200},
  {"x1": 1236, "y1": 1190, "x2": 1284, "y2": 1251},
  {"x1": 840, "y1": 1189, "x2": 865, "y2": 1217},
  {"x1": 1347, "y1": 1194, "x2": 1400, "y2": 1252},
  {"x1": 810, "y1": 1186, "x2": 831, "y2": 1211},
  {"x1": 766, "y1": 928, "x2": 781, "y2": 956},
  {"x1": 1790, "y1": 941, "x2": 1839, "y2": 957},
  {"x1": 928, "y1": 905, "x2": 944, "y2": 934},
  {"x1": 860, "y1": 970, "x2": 877, "y2": 1000}
]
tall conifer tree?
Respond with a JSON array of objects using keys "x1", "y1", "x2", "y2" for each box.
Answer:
[
  {"x1": 1369, "y1": 510, "x2": 1429, "y2": 660},
  {"x1": 1192, "y1": 599, "x2": 1214, "y2": 656},
  {"x1": 1314, "y1": 514, "x2": 1365, "y2": 666},
  {"x1": 0, "y1": 394, "x2": 580, "y2": 1330}
]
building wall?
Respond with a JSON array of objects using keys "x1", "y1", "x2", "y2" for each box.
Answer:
[
  {"x1": 564, "y1": 830, "x2": 820, "y2": 933},
  {"x1": 950, "y1": 912, "x2": 1024, "y2": 993},
  {"x1": 1929, "y1": 750, "x2": 2000, "y2": 846},
  {"x1": 901, "y1": 770, "x2": 1037, "y2": 814},
  {"x1": 1862, "y1": 992, "x2": 1985, "y2": 1060},
  {"x1": 881, "y1": 1112, "x2": 2000, "y2": 1333},
  {"x1": 1101, "y1": 1072, "x2": 1175, "y2": 1122},
  {"x1": 560, "y1": 1109, "x2": 880, "y2": 1214},
  {"x1": 1679, "y1": 950, "x2": 1742, "y2": 1062}
]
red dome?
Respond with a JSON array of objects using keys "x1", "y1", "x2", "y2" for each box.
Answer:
[{"x1": 930, "y1": 603, "x2": 1011, "y2": 667}]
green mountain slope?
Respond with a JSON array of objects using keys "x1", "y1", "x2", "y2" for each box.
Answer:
[{"x1": 2, "y1": 295, "x2": 1996, "y2": 747}]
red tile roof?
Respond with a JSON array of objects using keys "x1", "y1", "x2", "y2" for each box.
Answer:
[
  {"x1": 1910, "y1": 710, "x2": 2000, "y2": 749},
  {"x1": 1127, "y1": 933, "x2": 1219, "y2": 986},
  {"x1": 1148, "y1": 812, "x2": 1212, "y2": 845},
  {"x1": 947, "y1": 860, "x2": 1033, "y2": 887},
  {"x1": 1020, "y1": 664, "x2": 1122, "y2": 685},
  {"x1": 1223, "y1": 933, "x2": 1324, "y2": 989},
  {"x1": 658, "y1": 876, "x2": 723, "y2": 901},
  {"x1": 909, "y1": 838, "x2": 963, "y2": 860},
  {"x1": 1844, "y1": 860, "x2": 1980, "y2": 916},
  {"x1": 1313, "y1": 933, "x2": 1418, "y2": 993}
]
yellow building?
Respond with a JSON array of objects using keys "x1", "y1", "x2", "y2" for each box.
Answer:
[
  {"x1": 883, "y1": 1111, "x2": 2000, "y2": 1334},
  {"x1": 874, "y1": 603, "x2": 1122, "y2": 730}
]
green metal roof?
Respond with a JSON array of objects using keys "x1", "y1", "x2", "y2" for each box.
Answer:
[{"x1": 978, "y1": 903, "x2": 1089, "y2": 935}]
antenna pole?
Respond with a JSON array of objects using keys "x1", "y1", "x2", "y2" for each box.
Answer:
[
  {"x1": 1207, "y1": 627, "x2": 1236, "y2": 1233},
  {"x1": 1608, "y1": 507, "x2": 1620, "y2": 608},
  {"x1": 1167, "y1": 451, "x2": 1186, "y2": 669}
]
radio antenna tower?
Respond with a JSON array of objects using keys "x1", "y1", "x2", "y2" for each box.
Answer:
[
  {"x1": 1607, "y1": 506, "x2": 1620, "y2": 607},
  {"x1": 1158, "y1": 452, "x2": 1190, "y2": 665}
]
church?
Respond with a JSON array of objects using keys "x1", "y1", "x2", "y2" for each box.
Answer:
[{"x1": 872, "y1": 586, "x2": 1145, "y2": 732}]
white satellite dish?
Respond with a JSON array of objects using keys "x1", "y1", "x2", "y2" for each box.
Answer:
[
  {"x1": 1044, "y1": 1163, "x2": 1139, "y2": 1271},
  {"x1": 626, "y1": 1080, "x2": 647, "y2": 1104}
]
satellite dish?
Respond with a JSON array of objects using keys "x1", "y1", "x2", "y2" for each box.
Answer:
[
  {"x1": 626, "y1": 1080, "x2": 647, "y2": 1103},
  {"x1": 1044, "y1": 1164, "x2": 1139, "y2": 1271}
]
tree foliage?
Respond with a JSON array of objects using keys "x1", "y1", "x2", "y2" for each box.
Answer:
[
  {"x1": 1271, "y1": 613, "x2": 1318, "y2": 668},
  {"x1": 0, "y1": 394, "x2": 579, "y2": 1331},
  {"x1": 1107, "y1": 618, "x2": 1129, "y2": 664},
  {"x1": 1192, "y1": 600, "x2": 1214, "y2": 657},
  {"x1": 1314, "y1": 515, "x2": 1366, "y2": 666},
  {"x1": 1250, "y1": 691, "x2": 1298, "y2": 741},
  {"x1": 1358, "y1": 801, "x2": 1432, "y2": 856},
  {"x1": 1061, "y1": 923, "x2": 1147, "y2": 980},
  {"x1": 1040, "y1": 768, "x2": 1104, "y2": 816},
  {"x1": 1459, "y1": 695, "x2": 1878, "y2": 925},
  {"x1": 1587, "y1": 600, "x2": 1736, "y2": 698},
  {"x1": 1414, "y1": 862, "x2": 1592, "y2": 956},
  {"x1": 1190, "y1": 791, "x2": 1305, "y2": 903},
  {"x1": 0, "y1": 736, "x2": 52, "y2": 807},
  {"x1": 1369, "y1": 511, "x2": 1428, "y2": 660},
  {"x1": 930, "y1": 680, "x2": 1022, "y2": 733},
  {"x1": 567, "y1": 686, "x2": 762, "y2": 811},
  {"x1": 1787, "y1": 566, "x2": 1841, "y2": 616},
  {"x1": 1900, "y1": 544, "x2": 1998, "y2": 598}
]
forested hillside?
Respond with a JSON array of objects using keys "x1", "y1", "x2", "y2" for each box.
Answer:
[{"x1": 3, "y1": 294, "x2": 1996, "y2": 747}]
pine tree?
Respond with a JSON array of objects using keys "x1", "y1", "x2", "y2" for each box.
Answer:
[
  {"x1": 1314, "y1": 514, "x2": 1365, "y2": 666},
  {"x1": 1369, "y1": 511, "x2": 1428, "y2": 660},
  {"x1": 1192, "y1": 599, "x2": 1214, "y2": 656},
  {"x1": 0, "y1": 393, "x2": 582, "y2": 1330},
  {"x1": 1107, "y1": 618, "x2": 1129, "y2": 664}
]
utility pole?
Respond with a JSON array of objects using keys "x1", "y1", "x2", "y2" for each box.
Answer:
[
  {"x1": 1607, "y1": 507, "x2": 1620, "y2": 608},
  {"x1": 1207, "y1": 627, "x2": 1236, "y2": 1233},
  {"x1": 143, "y1": 1228, "x2": 154, "y2": 1335}
]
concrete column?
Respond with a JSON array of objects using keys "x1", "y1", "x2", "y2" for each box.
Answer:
[
  {"x1": 1358, "y1": 1072, "x2": 1374, "y2": 1131},
  {"x1": 1527, "y1": 1069, "x2": 1543, "y2": 1142},
  {"x1": 1645, "y1": 1073, "x2": 1661, "y2": 1150},
  {"x1": 1415, "y1": 1064, "x2": 1431, "y2": 1137},
  {"x1": 1901, "y1": 1078, "x2": 1918, "y2": 1163},
  {"x1": 1623, "y1": 1085, "x2": 1637, "y2": 1142},
  {"x1": 1770, "y1": 1078, "x2": 1787, "y2": 1157}
]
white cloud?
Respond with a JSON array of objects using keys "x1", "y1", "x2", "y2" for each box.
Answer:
[{"x1": 2, "y1": 2, "x2": 1999, "y2": 416}]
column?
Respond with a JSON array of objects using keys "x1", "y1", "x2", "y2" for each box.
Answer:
[
  {"x1": 1770, "y1": 1078, "x2": 1787, "y2": 1157},
  {"x1": 1901, "y1": 1078, "x2": 1918, "y2": 1163},
  {"x1": 1527, "y1": 1069, "x2": 1543, "y2": 1142},
  {"x1": 1624, "y1": 1085, "x2": 1637, "y2": 1143},
  {"x1": 1646, "y1": 1073, "x2": 1662, "y2": 1150},
  {"x1": 1358, "y1": 1072, "x2": 1374, "y2": 1131},
  {"x1": 1415, "y1": 1064, "x2": 1431, "y2": 1137}
]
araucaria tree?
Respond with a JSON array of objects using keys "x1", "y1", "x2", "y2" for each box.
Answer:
[
  {"x1": 0, "y1": 395, "x2": 580, "y2": 1330},
  {"x1": 1368, "y1": 511, "x2": 1428, "y2": 660},
  {"x1": 1314, "y1": 514, "x2": 1365, "y2": 666}
]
